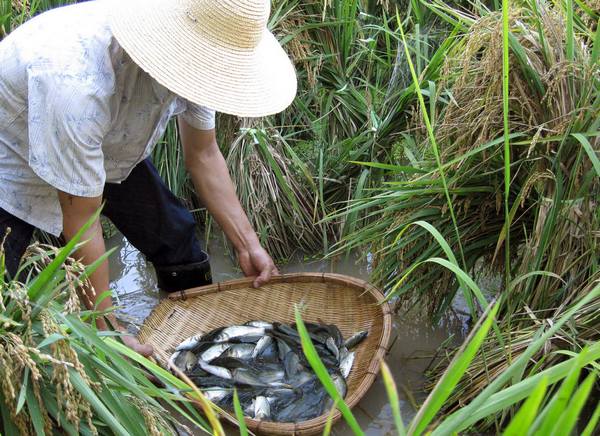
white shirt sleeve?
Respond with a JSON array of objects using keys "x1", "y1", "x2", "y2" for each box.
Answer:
[
  {"x1": 179, "y1": 100, "x2": 216, "y2": 131},
  {"x1": 27, "y1": 68, "x2": 112, "y2": 197}
]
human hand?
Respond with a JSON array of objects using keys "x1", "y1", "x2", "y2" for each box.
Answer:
[{"x1": 236, "y1": 244, "x2": 279, "y2": 288}]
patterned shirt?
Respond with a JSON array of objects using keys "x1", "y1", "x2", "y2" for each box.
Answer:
[{"x1": 0, "y1": 1, "x2": 215, "y2": 236}]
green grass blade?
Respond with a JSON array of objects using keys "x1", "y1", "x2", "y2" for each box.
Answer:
[
  {"x1": 501, "y1": 0, "x2": 511, "y2": 290},
  {"x1": 294, "y1": 306, "x2": 364, "y2": 436},
  {"x1": 395, "y1": 8, "x2": 466, "y2": 269},
  {"x1": 409, "y1": 300, "x2": 500, "y2": 436},
  {"x1": 432, "y1": 283, "x2": 600, "y2": 435},
  {"x1": 68, "y1": 368, "x2": 129, "y2": 436},
  {"x1": 581, "y1": 401, "x2": 600, "y2": 436},
  {"x1": 323, "y1": 399, "x2": 339, "y2": 436},
  {"x1": 449, "y1": 346, "x2": 600, "y2": 432},
  {"x1": 232, "y1": 389, "x2": 248, "y2": 436},
  {"x1": 572, "y1": 133, "x2": 600, "y2": 177},
  {"x1": 25, "y1": 387, "x2": 46, "y2": 436},
  {"x1": 381, "y1": 361, "x2": 406, "y2": 436},
  {"x1": 550, "y1": 371, "x2": 598, "y2": 436},
  {"x1": 503, "y1": 377, "x2": 547, "y2": 436},
  {"x1": 531, "y1": 359, "x2": 583, "y2": 435},
  {"x1": 16, "y1": 367, "x2": 29, "y2": 414},
  {"x1": 27, "y1": 207, "x2": 102, "y2": 301}
]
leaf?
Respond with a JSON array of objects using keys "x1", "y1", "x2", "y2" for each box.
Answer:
[
  {"x1": 551, "y1": 371, "x2": 598, "y2": 436},
  {"x1": 69, "y1": 368, "x2": 130, "y2": 436},
  {"x1": 432, "y1": 281, "x2": 600, "y2": 435},
  {"x1": 26, "y1": 386, "x2": 47, "y2": 436},
  {"x1": 409, "y1": 300, "x2": 500, "y2": 436},
  {"x1": 531, "y1": 359, "x2": 583, "y2": 435},
  {"x1": 16, "y1": 367, "x2": 30, "y2": 414},
  {"x1": 572, "y1": 133, "x2": 600, "y2": 177},
  {"x1": 581, "y1": 401, "x2": 600, "y2": 436},
  {"x1": 503, "y1": 377, "x2": 547, "y2": 436},
  {"x1": 381, "y1": 361, "x2": 406, "y2": 436},
  {"x1": 233, "y1": 389, "x2": 248, "y2": 436},
  {"x1": 27, "y1": 207, "x2": 102, "y2": 301},
  {"x1": 37, "y1": 333, "x2": 66, "y2": 349},
  {"x1": 294, "y1": 306, "x2": 364, "y2": 435}
]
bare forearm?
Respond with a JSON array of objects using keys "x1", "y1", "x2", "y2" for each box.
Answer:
[
  {"x1": 58, "y1": 193, "x2": 113, "y2": 328},
  {"x1": 179, "y1": 121, "x2": 259, "y2": 252},
  {"x1": 179, "y1": 120, "x2": 277, "y2": 286}
]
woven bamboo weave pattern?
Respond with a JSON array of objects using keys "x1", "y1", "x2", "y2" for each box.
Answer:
[{"x1": 138, "y1": 273, "x2": 393, "y2": 435}]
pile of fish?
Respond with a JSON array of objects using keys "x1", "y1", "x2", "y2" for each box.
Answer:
[{"x1": 168, "y1": 321, "x2": 368, "y2": 422}]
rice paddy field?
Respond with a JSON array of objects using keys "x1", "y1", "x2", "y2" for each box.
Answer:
[{"x1": 1, "y1": 0, "x2": 599, "y2": 435}]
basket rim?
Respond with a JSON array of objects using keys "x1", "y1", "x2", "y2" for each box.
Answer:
[{"x1": 160, "y1": 272, "x2": 393, "y2": 434}]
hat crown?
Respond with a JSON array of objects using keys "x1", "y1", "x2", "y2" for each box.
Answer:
[{"x1": 187, "y1": 0, "x2": 270, "y2": 49}]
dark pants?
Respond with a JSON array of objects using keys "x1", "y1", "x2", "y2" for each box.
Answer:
[{"x1": 0, "y1": 158, "x2": 212, "y2": 291}]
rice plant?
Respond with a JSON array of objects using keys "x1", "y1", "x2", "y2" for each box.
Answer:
[
  {"x1": 295, "y1": 274, "x2": 600, "y2": 434},
  {"x1": 337, "y1": 0, "x2": 599, "y2": 318},
  {"x1": 0, "y1": 216, "x2": 217, "y2": 435}
]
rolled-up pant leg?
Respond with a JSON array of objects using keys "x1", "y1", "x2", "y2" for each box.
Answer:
[
  {"x1": 102, "y1": 158, "x2": 212, "y2": 292},
  {"x1": 0, "y1": 208, "x2": 35, "y2": 279}
]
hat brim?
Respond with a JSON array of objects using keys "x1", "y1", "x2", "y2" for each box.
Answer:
[{"x1": 108, "y1": 0, "x2": 297, "y2": 118}]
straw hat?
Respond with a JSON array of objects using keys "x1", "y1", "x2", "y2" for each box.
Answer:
[{"x1": 108, "y1": 0, "x2": 297, "y2": 117}]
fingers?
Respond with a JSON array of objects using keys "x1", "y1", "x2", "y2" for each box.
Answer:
[{"x1": 253, "y1": 264, "x2": 278, "y2": 288}]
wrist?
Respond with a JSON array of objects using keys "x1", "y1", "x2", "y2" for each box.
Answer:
[{"x1": 233, "y1": 231, "x2": 261, "y2": 254}]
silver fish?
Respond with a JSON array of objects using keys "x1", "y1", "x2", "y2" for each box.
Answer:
[
  {"x1": 200, "y1": 343, "x2": 232, "y2": 362},
  {"x1": 340, "y1": 351, "x2": 355, "y2": 378},
  {"x1": 332, "y1": 372, "x2": 347, "y2": 398},
  {"x1": 197, "y1": 359, "x2": 232, "y2": 379},
  {"x1": 344, "y1": 330, "x2": 368, "y2": 349},
  {"x1": 244, "y1": 399, "x2": 255, "y2": 416},
  {"x1": 254, "y1": 396, "x2": 271, "y2": 420},
  {"x1": 203, "y1": 388, "x2": 230, "y2": 403},
  {"x1": 245, "y1": 320, "x2": 273, "y2": 329},
  {"x1": 326, "y1": 337, "x2": 340, "y2": 361},
  {"x1": 169, "y1": 350, "x2": 197, "y2": 372},
  {"x1": 252, "y1": 335, "x2": 273, "y2": 358},
  {"x1": 277, "y1": 338, "x2": 292, "y2": 361},
  {"x1": 175, "y1": 334, "x2": 203, "y2": 351},
  {"x1": 283, "y1": 351, "x2": 302, "y2": 378},
  {"x1": 222, "y1": 343, "x2": 255, "y2": 359},
  {"x1": 212, "y1": 326, "x2": 266, "y2": 343},
  {"x1": 233, "y1": 368, "x2": 289, "y2": 388}
]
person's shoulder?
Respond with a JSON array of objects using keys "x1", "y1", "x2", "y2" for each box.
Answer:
[{"x1": 5, "y1": 2, "x2": 116, "y2": 78}]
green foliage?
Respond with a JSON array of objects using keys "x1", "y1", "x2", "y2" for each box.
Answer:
[
  {"x1": 0, "y1": 224, "x2": 213, "y2": 435},
  {"x1": 295, "y1": 280, "x2": 599, "y2": 435}
]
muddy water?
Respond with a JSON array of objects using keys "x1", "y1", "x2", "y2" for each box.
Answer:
[{"x1": 107, "y1": 232, "x2": 467, "y2": 434}]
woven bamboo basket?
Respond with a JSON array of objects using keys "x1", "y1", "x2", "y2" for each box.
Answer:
[{"x1": 138, "y1": 273, "x2": 393, "y2": 435}]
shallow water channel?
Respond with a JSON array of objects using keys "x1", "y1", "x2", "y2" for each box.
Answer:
[{"x1": 107, "y1": 232, "x2": 468, "y2": 435}]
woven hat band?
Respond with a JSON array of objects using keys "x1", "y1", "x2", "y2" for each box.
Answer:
[{"x1": 187, "y1": 0, "x2": 269, "y2": 49}]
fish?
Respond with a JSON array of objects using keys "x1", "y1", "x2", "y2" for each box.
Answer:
[
  {"x1": 344, "y1": 330, "x2": 368, "y2": 349},
  {"x1": 173, "y1": 320, "x2": 357, "y2": 423},
  {"x1": 200, "y1": 343, "x2": 232, "y2": 362},
  {"x1": 175, "y1": 334, "x2": 204, "y2": 352},
  {"x1": 340, "y1": 351, "x2": 355, "y2": 378},
  {"x1": 170, "y1": 350, "x2": 198, "y2": 372},
  {"x1": 283, "y1": 351, "x2": 302, "y2": 379},
  {"x1": 331, "y1": 371, "x2": 347, "y2": 398},
  {"x1": 203, "y1": 388, "x2": 231, "y2": 403},
  {"x1": 233, "y1": 368, "x2": 289, "y2": 388},
  {"x1": 254, "y1": 396, "x2": 271, "y2": 420},
  {"x1": 276, "y1": 337, "x2": 292, "y2": 361},
  {"x1": 221, "y1": 343, "x2": 255, "y2": 359},
  {"x1": 197, "y1": 359, "x2": 233, "y2": 380},
  {"x1": 245, "y1": 320, "x2": 273, "y2": 329},
  {"x1": 252, "y1": 335, "x2": 273, "y2": 358},
  {"x1": 212, "y1": 326, "x2": 266, "y2": 343},
  {"x1": 326, "y1": 337, "x2": 340, "y2": 361}
]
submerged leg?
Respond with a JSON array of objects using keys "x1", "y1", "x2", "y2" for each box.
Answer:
[{"x1": 103, "y1": 158, "x2": 212, "y2": 292}]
